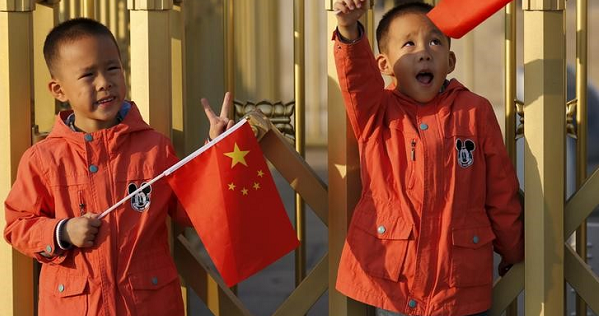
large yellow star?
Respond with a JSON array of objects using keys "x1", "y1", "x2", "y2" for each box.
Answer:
[{"x1": 224, "y1": 143, "x2": 249, "y2": 168}]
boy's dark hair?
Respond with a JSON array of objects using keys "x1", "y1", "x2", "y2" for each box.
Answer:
[
  {"x1": 376, "y1": 2, "x2": 450, "y2": 54},
  {"x1": 43, "y1": 18, "x2": 120, "y2": 77}
]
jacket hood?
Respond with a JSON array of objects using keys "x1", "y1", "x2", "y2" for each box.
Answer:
[{"x1": 47, "y1": 101, "x2": 153, "y2": 142}]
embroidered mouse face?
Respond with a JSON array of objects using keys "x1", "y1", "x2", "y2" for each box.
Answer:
[
  {"x1": 456, "y1": 138, "x2": 475, "y2": 168},
  {"x1": 128, "y1": 182, "x2": 152, "y2": 212}
]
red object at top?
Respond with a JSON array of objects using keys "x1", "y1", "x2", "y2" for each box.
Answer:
[
  {"x1": 427, "y1": 0, "x2": 513, "y2": 38},
  {"x1": 166, "y1": 121, "x2": 299, "y2": 287}
]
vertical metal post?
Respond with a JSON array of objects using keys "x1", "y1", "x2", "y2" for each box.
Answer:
[
  {"x1": 575, "y1": 0, "x2": 588, "y2": 315},
  {"x1": 523, "y1": 1, "x2": 566, "y2": 315},
  {"x1": 294, "y1": 0, "x2": 307, "y2": 287},
  {"x1": 33, "y1": 1, "x2": 59, "y2": 134},
  {"x1": 83, "y1": 0, "x2": 95, "y2": 18},
  {"x1": 0, "y1": 1, "x2": 35, "y2": 315},
  {"x1": 224, "y1": 0, "x2": 235, "y2": 108},
  {"x1": 504, "y1": 1, "x2": 517, "y2": 166},
  {"x1": 504, "y1": 4, "x2": 519, "y2": 316},
  {"x1": 128, "y1": 0, "x2": 172, "y2": 136}
]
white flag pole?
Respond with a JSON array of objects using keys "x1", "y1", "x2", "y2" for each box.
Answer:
[{"x1": 98, "y1": 119, "x2": 248, "y2": 220}]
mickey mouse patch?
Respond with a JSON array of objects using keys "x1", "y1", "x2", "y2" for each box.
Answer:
[
  {"x1": 128, "y1": 182, "x2": 152, "y2": 212},
  {"x1": 456, "y1": 138, "x2": 475, "y2": 168}
]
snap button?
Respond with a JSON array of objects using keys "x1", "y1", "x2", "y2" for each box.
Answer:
[
  {"x1": 408, "y1": 299, "x2": 417, "y2": 308},
  {"x1": 377, "y1": 225, "x2": 386, "y2": 234},
  {"x1": 45, "y1": 245, "x2": 52, "y2": 253},
  {"x1": 58, "y1": 284, "x2": 64, "y2": 292},
  {"x1": 473, "y1": 235, "x2": 480, "y2": 244},
  {"x1": 89, "y1": 165, "x2": 98, "y2": 173},
  {"x1": 419, "y1": 123, "x2": 428, "y2": 130},
  {"x1": 151, "y1": 277, "x2": 158, "y2": 285},
  {"x1": 84, "y1": 134, "x2": 93, "y2": 142}
]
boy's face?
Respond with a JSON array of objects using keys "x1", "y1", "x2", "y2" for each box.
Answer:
[
  {"x1": 377, "y1": 12, "x2": 456, "y2": 104},
  {"x1": 48, "y1": 34, "x2": 126, "y2": 132}
]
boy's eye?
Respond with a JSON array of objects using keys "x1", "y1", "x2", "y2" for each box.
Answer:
[
  {"x1": 79, "y1": 73, "x2": 93, "y2": 79},
  {"x1": 430, "y1": 39, "x2": 442, "y2": 46},
  {"x1": 108, "y1": 66, "x2": 121, "y2": 71},
  {"x1": 403, "y1": 41, "x2": 414, "y2": 47}
]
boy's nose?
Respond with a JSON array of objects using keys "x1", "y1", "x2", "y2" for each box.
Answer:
[
  {"x1": 97, "y1": 76, "x2": 112, "y2": 90},
  {"x1": 417, "y1": 49, "x2": 432, "y2": 61}
]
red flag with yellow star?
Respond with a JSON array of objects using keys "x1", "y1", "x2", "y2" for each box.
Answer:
[{"x1": 166, "y1": 120, "x2": 299, "y2": 287}]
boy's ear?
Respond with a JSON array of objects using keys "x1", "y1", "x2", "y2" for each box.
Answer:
[
  {"x1": 377, "y1": 54, "x2": 394, "y2": 77},
  {"x1": 447, "y1": 51, "x2": 456, "y2": 74},
  {"x1": 48, "y1": 79, "x2": 68, "y2": 102}
]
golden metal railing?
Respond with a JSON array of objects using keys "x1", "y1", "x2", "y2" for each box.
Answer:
[
  {"x1": 3, "y1": 0, "x2": 599, "y2": 315},
  {"x1": 575, "y1": 0, "x2": 589, "y2": 314}
]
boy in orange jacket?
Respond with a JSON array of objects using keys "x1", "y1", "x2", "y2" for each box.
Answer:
[
  {"x1": 4, "y1": 18, "x2": 232, "y2": 315},
  {"x1": 332, "y1": 1, "x2": 524, "y2": 315}
]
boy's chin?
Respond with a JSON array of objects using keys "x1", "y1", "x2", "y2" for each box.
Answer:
[{"x1": 407, "y1": 91, "x2": 438, "y2": 104}]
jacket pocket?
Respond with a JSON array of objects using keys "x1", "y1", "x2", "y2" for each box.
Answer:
[
  {"x1": 347, "y1": 200, "x2": 413, "y2": 282},
  {"x1": 450, "y1": 225, "x2": 495, "y2": 287},
  {"x1": 129, "y1": 265, "x2": 184, "y2": 316},
  {"x1": 39, "y1": 273, "x2": 88, "y2": 315}
]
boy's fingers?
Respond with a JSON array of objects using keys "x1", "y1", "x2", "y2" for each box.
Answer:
[
  {"x1": 226, "y1": 120, "x2": 234, "y2": 130},
  {"x1": 89, "y1": 219, "x2": 101, "y2": 227},
  {"x1": 219, "y1": 92, "x2": 232, "y2": 118},
  {"x1": 333, "y1": 1, "x2": 348, "y2": 13},
  {"x1": 201, "y1": 98, "x2": 216, "y2": 120}
]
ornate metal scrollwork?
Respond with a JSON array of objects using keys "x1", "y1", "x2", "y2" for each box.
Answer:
[
  {"x1": 566, "y1": 98, "x2": 577, "y2": 139},
  {"x1": 515, "y1": 99, "x2": 524, "y2": 139},
  {"x1": 234, "y1": 100, "x2": 295, "y2": 143}
]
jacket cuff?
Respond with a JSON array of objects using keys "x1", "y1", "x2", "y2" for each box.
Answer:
[
  {"x1": 35, "y1": 218, "x2": 68, "y2": 265},
  {"x1": 334, "y1": 22, "x2": 364, "y2": 44},
  {"x1": 500, "y1": 239, "x2": 524, "y2": 264}
]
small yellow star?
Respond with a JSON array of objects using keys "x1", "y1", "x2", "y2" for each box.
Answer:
[
  {"x1": 224, "y1": 143, "x2": 249, "y2": 168},
  {"x1": 228, "y1": 183, "x2": 236, "y2": 191},
  {"x1": 253, "y1": 182, "x2": 261, "y2": 190},
  {"x1": 241, "y1": 188, "x2": 249, "y2": 195},
  {"x1": 257, "y1": 170, "x2": 264, "y2": 177}
]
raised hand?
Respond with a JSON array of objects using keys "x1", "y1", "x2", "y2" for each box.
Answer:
[
  {"x1": 202, "y1": 92, "x2": 235, "y2": 141},
  {"x1": 334, "y1": 0, "x2": 368, "y2": 40},
  {"x1": 63, "y1": 213, "x2": 102, "y2": 248}
]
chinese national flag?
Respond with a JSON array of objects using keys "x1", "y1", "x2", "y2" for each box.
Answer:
[
  {"x1": 427, "y1": 0, "x2": 512, "y2": 38},
  {"x1": 166, "y1": 121, "x2": 299, "y2": 287}
]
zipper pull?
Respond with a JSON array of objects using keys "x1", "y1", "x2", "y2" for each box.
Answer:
[
  {"x1": 78, "y1": 191, "x2": 86, "y2": 215},
  {"x1": 411, "y1": 139, "x2": 416, "y2": 161}
]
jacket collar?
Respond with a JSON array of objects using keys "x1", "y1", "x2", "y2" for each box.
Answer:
[{"x1": 47, "y1": 101, "x2": 152, "y2": 142}]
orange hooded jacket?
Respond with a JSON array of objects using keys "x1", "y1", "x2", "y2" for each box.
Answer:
[
  {"x1": 4, "y1": 102, "x2": 191, "y2": 316},
  {"x1": 333, "y1": 33, "x2": 524, "y2": 316}
]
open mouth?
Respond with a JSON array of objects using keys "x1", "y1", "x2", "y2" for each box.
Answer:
[{"x1": 416, "y1": 71, "x2": 433, "y2": 85}]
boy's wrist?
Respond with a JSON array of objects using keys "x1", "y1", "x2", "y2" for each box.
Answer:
[{"x1": 336, "y1": 22, "x2": 363, "y2": 44}]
